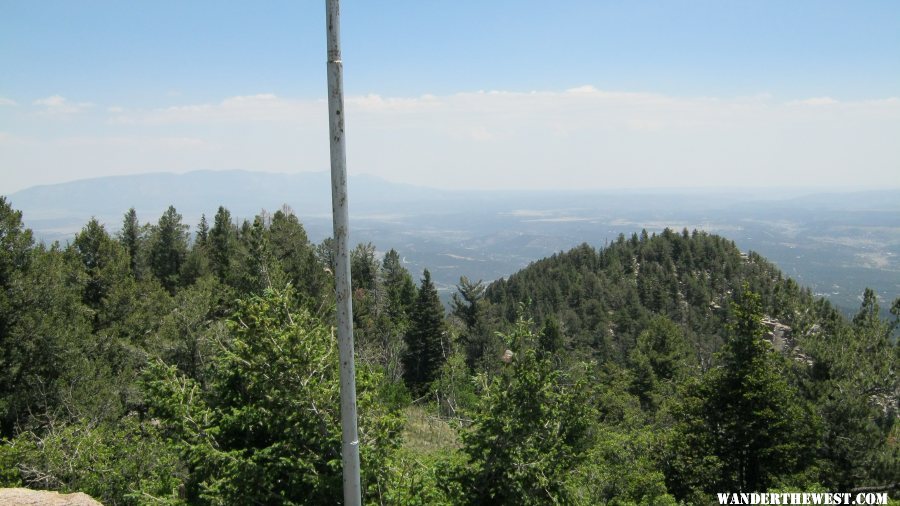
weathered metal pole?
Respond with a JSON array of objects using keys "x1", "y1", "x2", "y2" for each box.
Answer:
[{"x1": 325, "y1": 0, "x2": 362, "y2": 504}]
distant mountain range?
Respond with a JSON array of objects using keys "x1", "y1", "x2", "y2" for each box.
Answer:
[
  {"x1": 7, "y1": 170, "x2": 900, "y2": 315},
  {"x1": 8, "y1": 170, "x2": 448, "y2": 227}
]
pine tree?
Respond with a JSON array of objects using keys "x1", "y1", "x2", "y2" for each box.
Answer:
[
  {"x1": 0, "y1": 197, "x2": 36, "y2": 416},
  {"x1": 71, "y1": 218, "x2": 130, "y2": 312},
  {"x1": 453, "y1": 276, "x2": 494, "y2": 366},
  {"x1": 348, "y1": 243, "x2": 382, "y2": 354},
  {"x1": 665, "y1": 285, "x2": 819, "y2": 498},
  {"x1": 209, "y1": 206, "x2": 235, "y2": 283},
  {"x1": 382, "y1": 249, "x2": 415, "y2": 322},
  {"x1": 451, "y1": 317, "x2": 593, "y2": 505},
  {"x1": 0, "y1": 201, "x2": 94, "y2": 436},
  {"x1": 148, "y1": 205, "x2": 189, "y2": 293},
  {"x1": 402, "y1": 269, "x2": 446, "y2": 394},
  {"x1": 268, "y1": 207, "x2": 325, "y2": 302},
  {"x1": 181, "y1": 214, "x2": 212, "y2": 285},
  {"x1": 539, "y1": 315, "x2": 564, "y2": 355},
  {"x1": 143, "y1": 288, "x2": 401, "y2": 504},
  {"x1": 628, "y1": 315, "x2": 689, "y2": 410},
  {"x1": 237, "y1": 215, "x2": 285, "y2": 294},
  {"x1": 119, "y1": 207, "x2": 140, "y2": 276},
  {"x1": 377, "y1": 249, "x2": 416, "y2": 384},
  {"x1": 451, "y1": 276, "x2": 484, "y2": 331},
  {"x1": 350, "y1": 242, "x2": 379, "y2": 294},
  {"x1": 810, "y1": 289, "x2": 899, "y2": 489},
  {"x1": 195, "y1": 214, "x2": 209, "y2": 248},
  {"x1": 315, "y1": 237, "x2": 336, "y2": 273}
]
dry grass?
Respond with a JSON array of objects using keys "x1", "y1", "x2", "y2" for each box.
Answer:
[{"x1": 401, "y1": 406, "x2": 460, "y2": 455}]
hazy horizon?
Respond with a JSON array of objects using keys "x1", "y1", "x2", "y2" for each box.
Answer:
[
  {"x1": 3, "y1": 1, "x2": 899, "y2": 194},
  {"x1": 7, "y1": 170, "x2": 898, "y2": 318},
  {"x1": 6, "y1": 168, "x2": 900, "y2": 198}
]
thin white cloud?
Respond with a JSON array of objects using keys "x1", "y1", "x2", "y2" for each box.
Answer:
[
  {"x1": 566, "y1": 85, "x2": 598, "y2": 94},
  {"x1": 862, "y1": 97, "x2": 900, "y2": 106},
  {"x1": 347, "y1": 93, "x2": 441, "y2": 113},
  {"x1": 109, "y1": 93, "x2": 321, "y2": 124},
  {"x1": 33, "y1": 95, "x2": 94, "y2": 115},
  {"x1": 791, "y1": 96, "x2": 839, "y2": 106},
  {"x1": 0, "y1": 97, "x2": 17, "y2": 106},
  {"x1": 56, "y1": 135, "x2": 210, "y2": 149},
  {"x1": 4, "y1": 87, "x2": 900, "y2": 193},
  {"x1": 34, "y1": 95, "x2": 67, "y2": 107}
]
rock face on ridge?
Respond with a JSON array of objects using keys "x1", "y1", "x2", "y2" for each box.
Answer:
[{"x1": 0, "y1": 488, "x2": 103, "y2": 506}]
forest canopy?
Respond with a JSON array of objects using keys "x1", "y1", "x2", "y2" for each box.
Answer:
[{"x1": 0, "y1": 196, "x2": 896, "y2": 505}]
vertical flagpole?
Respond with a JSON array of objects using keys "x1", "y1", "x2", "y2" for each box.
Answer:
[{"x1": 325, "y1": 0, "x2": 362, "y2": 504}]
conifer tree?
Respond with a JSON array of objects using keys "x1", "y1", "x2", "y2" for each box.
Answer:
[
  {"x1": 451, "y1": 317, "x2": 593, "y2": 504},
  {"x1": 119, "y1": 207, "x2": 141, "y2": 275},
  {"x1": 209, "y1": 206, "x2": 235, "y2": 283},
  {"x1": 452, "y1": 276, "x2": 493, "y2": 366},
  {"x1": 0, "y1": 197, "x2": 32, "y2": 286},
  {"x1": 402, "y1": 269, "x2": 446, "y2": 393},
  {"x1": 628, "y1": 315, "x2": 689, "y2": 410},
  {"x1": 148, "y1": 205, "x2": 189, "y2": 293},
  {"x1": 539, "y1": 315, "x2": 564, "y2": 355},
  {"x1": 195, "y1": 214, "x2": 209, "y2": 248},
  {"x1": 181, "y1": 214, "x2": 212, "y2": 285},
  {"x1": 71, "y1": 219, "x2": 130, "y2": 312},
  {"x1": 143, "y1": 288, "x2": 401, "y2": 504},
  {"x1": 665, "y1": 285, "x2": 819, "y2": 498},
  {"x1": 237, "y1": 215, "x2": 285, "y2": 294},
  {"x1": 376, "y1": 249, "x2": 416, "y2": 384},
  {"x1": 382, "y1": 249, "x2": 416, "y2": 322},
  {"x1": 349, "y1": 243, "x2": 382, "y2": 352},
  {"x1": 451, "y1": 276, "x2": 484, "y2": 331},
  {"x1": 809, "y1": 289, "x2": 899, "y2": 489},
  {"x1": 351, "y1": 242, "x2": 379, "y2": 294},
  {"x1": 268, "y1": 207, "x2": 325, "y2": 301},
  {"x1": 315, "y1": 237, "x2": 336, "y2": 273}
]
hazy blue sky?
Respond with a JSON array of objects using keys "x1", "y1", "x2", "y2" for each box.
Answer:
[{"x1": 2, "y1": 0, "x2": 899, "y2": 193}]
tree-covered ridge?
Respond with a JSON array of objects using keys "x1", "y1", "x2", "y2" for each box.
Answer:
[
  {"x1": 0, "y1": 196, "x2": 896, "y2": 505},
  {"x1": 477, "y1": 229, "x2": 898, "y2": 498},
  {"x1": 484, "y1": 229, "x2": 838, "y2": 365}
]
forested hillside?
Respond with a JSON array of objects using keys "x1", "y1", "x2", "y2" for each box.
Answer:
[
  {"x1": 483, "y1": 229, "x2": 831, "y2": 368},
  {"x1": 0, "y1": 196, "x2": 896, "y2": 505}
]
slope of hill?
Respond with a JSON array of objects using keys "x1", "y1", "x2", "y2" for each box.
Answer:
[{"x1": 482, "y1": 229, "x2": 834, "y2": 365}]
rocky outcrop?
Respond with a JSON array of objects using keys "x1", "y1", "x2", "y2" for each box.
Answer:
[
  {"x1": 761, "y1": 317, "x2": 814, "y2": 366},
  {"x1": 761, "y1": 317, "x2": 794, "y2": 352},
  {"x1": 0, "y1": 488, "x2": 103, "y2": 506}
]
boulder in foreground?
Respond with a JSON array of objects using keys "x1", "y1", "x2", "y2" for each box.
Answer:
[{"x1": 0, "y1": 488, "x2": 103, "y2": 506}]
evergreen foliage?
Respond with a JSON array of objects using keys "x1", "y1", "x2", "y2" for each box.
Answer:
[
  {"x1": 71, "y1": 219, "x2": 131, "y2": 315},
  {"x1": 144, "y1": 288, "x2": 402, "y2": 504},
  {"x1": 0, "y1": 199, "x2": 896, "y2": 504},
  {"x1": 119, "y1": 207, "x2": 141, "y2": 276},
  {"x1": 149, "y1": 205, "x2": 189, "y2": 293},
  {"x1": 449, "y1": 317, "x2": 593, "y2": 504},
  {"x1": 403, "y1": 269, "x2": 447, "y2": 394},
  {"x1": 383, "y1": 249, "x2": 416, "y2": 322},
  {"x1": 628, "y1": 314, "x2": 690, "y2": 411},
  {"x1": 664, "y1": 285, "x2": 820, "y2": 499},
  {"x1": 209, "y1": 206, "x2": 236, "y2": 284},
  {"x1": 452, "y1": 276, "x2": 496, "y2": 367},
  {"x1": 269, "y1": 207, "x2": 327, "y2": 302}
]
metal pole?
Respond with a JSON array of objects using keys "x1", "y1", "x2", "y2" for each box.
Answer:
[{"x1": 325, "y1": 1, "x2": 362, "y2": 504}]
